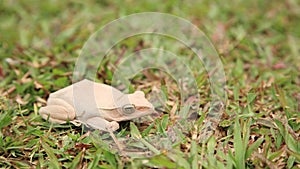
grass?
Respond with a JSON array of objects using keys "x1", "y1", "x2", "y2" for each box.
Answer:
[{"x1": 0, "y1": 0, "x2": 300, "y2": 168}]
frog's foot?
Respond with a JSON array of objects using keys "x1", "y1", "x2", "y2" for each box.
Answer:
[
  {"x1": 106, "y1": 121, "x2": 120, "y2": 132},
  {"x1": 70, "y1": 120, "x2": 82, "y2": 126}
]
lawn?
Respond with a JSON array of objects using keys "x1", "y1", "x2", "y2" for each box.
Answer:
[{"x1": 0, "y1": 0, "x2": 299, "y2": 168}]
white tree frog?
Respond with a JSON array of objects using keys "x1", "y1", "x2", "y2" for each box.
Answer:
[{"x1": 39, "y1": 79, "x2": 154, "y2": 132}]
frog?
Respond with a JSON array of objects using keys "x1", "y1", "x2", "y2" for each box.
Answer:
[{"x1": 39, "y1": 79, "x2": 154, "y2": 132}]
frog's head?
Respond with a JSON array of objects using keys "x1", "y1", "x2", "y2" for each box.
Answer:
[
  {"x1": 99, "y1": 91, "x2": 154, "y2": 121},
  {"x1": 118, "y1": 91, "x2": 154, "y2": 121},
  {"x1": 128, "y1": 90, "x2": 154, "y2": 111}
]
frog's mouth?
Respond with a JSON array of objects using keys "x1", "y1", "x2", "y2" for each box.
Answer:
[{"x1": 136, "y1": 107, "x2": 153, "y2": 112}]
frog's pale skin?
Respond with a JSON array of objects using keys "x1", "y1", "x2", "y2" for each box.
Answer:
[{"x1": 39, "y1": 79, "x2": 154, "y2": 132}]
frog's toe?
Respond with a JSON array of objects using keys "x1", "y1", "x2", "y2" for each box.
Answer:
[{"x1": 106, "y1": 121, "x2": 119, "y2": 131}]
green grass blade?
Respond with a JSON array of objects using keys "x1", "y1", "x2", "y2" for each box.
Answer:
[
  {"x1": 70, "y1": 150, "x2": 83, "y2": 169},
  {"x1": 233, "y1": 118, "x2": 245, "y2": 169},
  {"x1": 41, "y1": 138, "x2": 61, "y2": 169},
  {"x1": 246, "y1": 137, "x2": 264, "y2": 159}
]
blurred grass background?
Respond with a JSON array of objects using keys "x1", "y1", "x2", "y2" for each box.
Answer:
[{"x1": 0, "y1": 0, "x2": 299, "y2": 168}]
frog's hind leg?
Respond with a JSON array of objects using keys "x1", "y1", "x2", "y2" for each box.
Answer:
[
  {"x1": 39, "y1": 97, "x2": 76, "y2": 124},
  {"x1": 39, "y1": 105, "x2": 74, "y2": 124}
]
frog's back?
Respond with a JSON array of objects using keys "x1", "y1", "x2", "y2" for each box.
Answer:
[
  {"x1": 48, "y1": 82, "x2": 74, "y2": 102},
  {"x1": 50, "y1": 79, "x2": 124, "y2": 108}
]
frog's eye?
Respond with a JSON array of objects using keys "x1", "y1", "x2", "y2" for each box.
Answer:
[{"x1": 122, "y1": 104, "x2": 136, "y2": 114}]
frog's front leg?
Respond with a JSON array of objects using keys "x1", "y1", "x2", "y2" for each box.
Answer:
[
  {"x1": 84, "y1": 117, "x2": 119, "y2": 132},
  {"x1": 39, "y1": 98, "x2": 76, "y2": 124}
]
